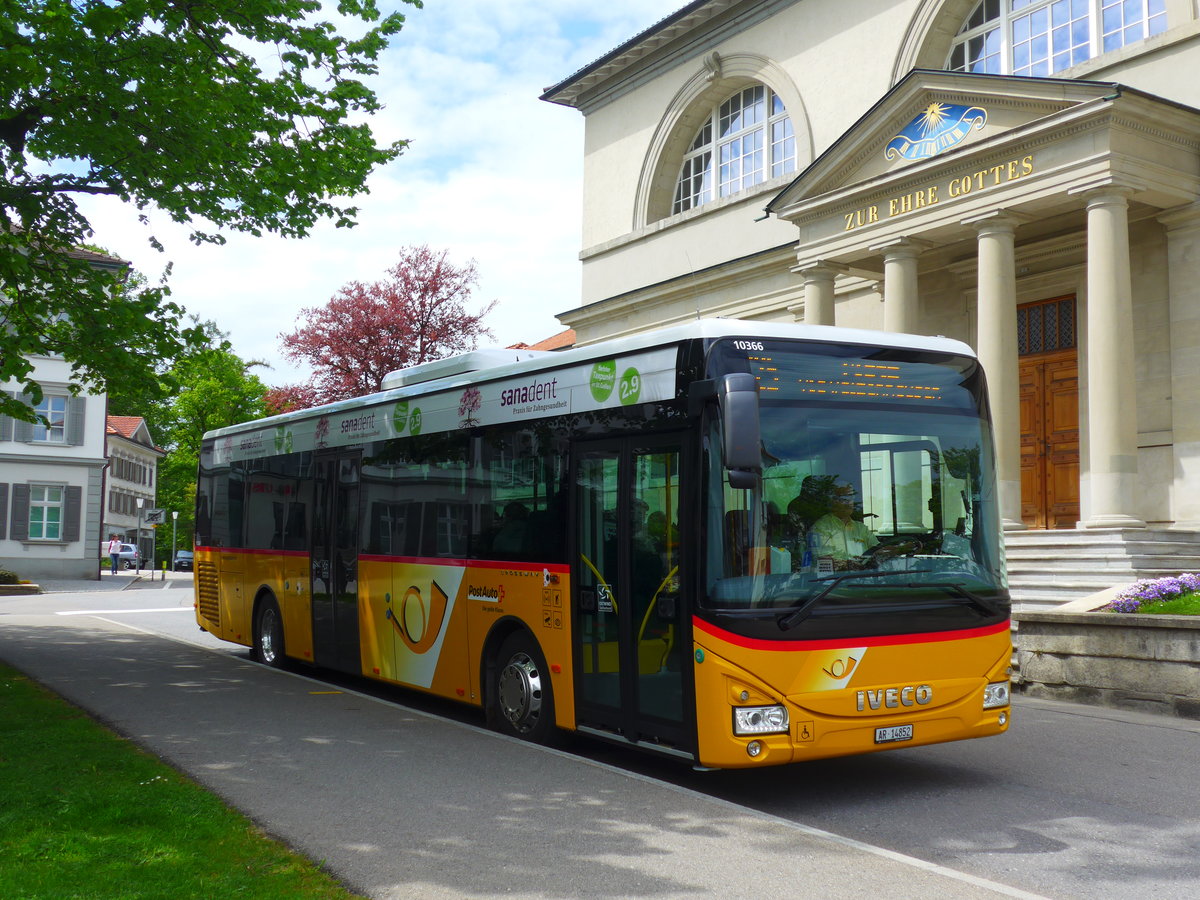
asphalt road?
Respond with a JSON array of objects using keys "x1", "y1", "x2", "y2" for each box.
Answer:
[{"x1": 5, "y1": 576, "x2": 1199, "y2": 899}]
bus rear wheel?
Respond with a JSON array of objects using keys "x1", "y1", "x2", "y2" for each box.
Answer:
[
  {"x1": 492, "y1": 632, "x2": 556, "y2": 744},
  {"x1": 254, "y1": 598, "x2": 286, "y2": 669}
]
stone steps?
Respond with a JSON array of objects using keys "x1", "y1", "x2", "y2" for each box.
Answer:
[{"x1": 1004, "y1": 529, "x2": 1200, "y2": 612}]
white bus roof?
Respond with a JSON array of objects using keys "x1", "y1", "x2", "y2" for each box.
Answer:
[
  {"x1": 383, "y1": 348, "x2": 549, "y2": 389},
  {"x1": 203, "y1": 319, "x2": 975, "y2": 445}
]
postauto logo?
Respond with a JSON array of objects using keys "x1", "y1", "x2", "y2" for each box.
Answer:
[{"x1": 468, "y1": 584, "x2": 505, "y2": 603}]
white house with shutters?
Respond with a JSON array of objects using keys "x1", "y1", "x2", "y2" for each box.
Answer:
[{"x1": 0, "y1": 353, "x2": 107, "y2": 581}]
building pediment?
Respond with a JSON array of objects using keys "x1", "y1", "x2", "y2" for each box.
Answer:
[
  {"x1": 766, "y1": 70, "x2": 1200, "y2": 269},
  {"x1": 768, "y1": 70, "x2": 1129, "y2": 212}
]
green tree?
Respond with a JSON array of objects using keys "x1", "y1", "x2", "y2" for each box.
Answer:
[
  {"x1": 106, "y1": 316, "x2": 233, "y2": 441},
  {"x1": 1, "y1": 0, "x2": 420, "y2": 420},
  {"x1": 166, "y1": 348, "x2": 271, "y2": 458},
  {"x1": 156, "y1": 345, "x2": 272, "y2": 559}
]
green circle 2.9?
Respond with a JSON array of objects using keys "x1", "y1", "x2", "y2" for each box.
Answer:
[{"x1": 618, "y1": 367, "x2": 642, "y2": 405}]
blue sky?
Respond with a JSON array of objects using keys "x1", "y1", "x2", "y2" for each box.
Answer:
[{"x1": 79, "y1": 1, "x2": 683, "y2": 386}]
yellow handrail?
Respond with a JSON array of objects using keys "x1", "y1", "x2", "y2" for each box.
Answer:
[{"x1": 638, "y1": 565, "x2": 680, "y2": 668}]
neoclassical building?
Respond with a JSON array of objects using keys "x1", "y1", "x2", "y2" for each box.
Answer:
[{"x1": 543, "y1": 0, "x2": 1200, "y2": 602}]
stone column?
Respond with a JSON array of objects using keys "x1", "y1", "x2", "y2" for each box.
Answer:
[
  {"x1": 799, "y1": 264, "x2": 837, "y2": 326},
  {"x1": 1160, "y1": 203, "x2": 1200, "y2": 528},
  {"x1": 872, "y1": 239, "x2": 924, "y2": 334},
  {"x1": 972, "y1": 213, "x2": 1024, "y2": 530},
  {"x1": 1082, "y1": 187, "x2": 1145, "y2": 528}
]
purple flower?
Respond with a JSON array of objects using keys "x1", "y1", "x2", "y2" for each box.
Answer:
[
  {"x1": 1104, "y1": 596, "x2": 1142, "y2": 614},
  {"x1": 1105, "y1": 573, "x2": 1200, "y2": 613}
]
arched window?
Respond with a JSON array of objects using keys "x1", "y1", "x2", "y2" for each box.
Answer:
[
  {"x1": 948, "y1": 0, "x2": 1167, "y2": 76},
  {"x1": 672, "y1": 85, "x2": 796, "y2": 215}
]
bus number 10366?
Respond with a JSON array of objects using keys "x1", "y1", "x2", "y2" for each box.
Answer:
[{"x1": 733, "y1": 340, "x2": 764, "y2": 351}]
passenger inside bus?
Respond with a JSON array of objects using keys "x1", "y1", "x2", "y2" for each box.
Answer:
[{"x1": 492, "y1": 501, "x2": 531, "y2": 554}]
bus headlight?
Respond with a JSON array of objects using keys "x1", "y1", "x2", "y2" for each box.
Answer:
[
  {"x1": 733, "y1": 705, "x2": 790, "y2": 736},
  {"x1": 983, "y1": 681, "x2": 1011, "y2": 709}
]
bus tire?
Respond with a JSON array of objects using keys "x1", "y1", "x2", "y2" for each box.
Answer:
[
  {"x1": 491, "y1": 631, "x2": 556, "y2": 744},
  {"x1": 254, "y1": 597, "x2": 286, "y2": 669}
]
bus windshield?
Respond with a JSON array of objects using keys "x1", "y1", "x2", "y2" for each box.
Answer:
[{"x1": 703, "y1": 340, "x2": 1008, "y2": 636}]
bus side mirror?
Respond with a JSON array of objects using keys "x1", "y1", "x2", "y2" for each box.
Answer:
[{"x1": 720, "y1": 373, "x2": 761, "y2": 489}]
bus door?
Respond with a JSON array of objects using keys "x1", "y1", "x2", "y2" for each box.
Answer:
[
  {"x1": 311, "y1": 451, "x2": 362, "y2": 672},
  {"x1": 573, "y1": 436, "x2": 690, "y2": 754}
]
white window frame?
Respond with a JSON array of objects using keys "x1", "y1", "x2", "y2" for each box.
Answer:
[
  {"x1": 947, "y1": 0, "x2": 1168, "y2": 77},
  {"x1": 28, "y1": 483, "x2": 65, "y2": 541},
  {"x1": 672, "y1": 85, "x2": 796, "y2": 216},
  {"x1": 32, "y1": 394, "x2": 68, "y2": 443}
]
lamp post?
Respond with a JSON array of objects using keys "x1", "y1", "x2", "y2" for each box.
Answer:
[
  {"x1": 172, "y1": 510, "x2": 178, "y2": 573},
  {"x1": 135, "y1": 497, "x2": 144, "y2": 574}
]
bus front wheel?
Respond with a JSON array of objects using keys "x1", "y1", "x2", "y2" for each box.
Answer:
[
  {"x1": 491, "y1": 631, "x2": 556, "y2": 744},
  {"x1": 254, "y1": 598, "x2": 286, "y2": 669}
]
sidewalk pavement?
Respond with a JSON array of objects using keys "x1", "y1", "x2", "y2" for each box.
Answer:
[
  {"x1": 0, "y1": 596, "x2": 1044, "y2": 900},
  {"x1": 32, "y1": 569, "x2": 190, "y2": 594},
  {"x1": 36, "y1": 575, "x2": 141, "y2": 592}
]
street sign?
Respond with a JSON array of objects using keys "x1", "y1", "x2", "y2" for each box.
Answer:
[{"x1": 143, "y1": 508, "x2": 166, "y2": 525}]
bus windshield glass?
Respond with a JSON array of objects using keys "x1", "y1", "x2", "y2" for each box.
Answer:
[{"x1": 704, "y1": 338, "x2": 1007, "y2": 636}]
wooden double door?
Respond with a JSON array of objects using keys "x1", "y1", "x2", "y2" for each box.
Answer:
[{"x1": 1019, "y1": 350, "x2": 1079, "y2": 529}]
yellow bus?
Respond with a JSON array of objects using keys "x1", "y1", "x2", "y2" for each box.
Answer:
[{"x1": 194, "y1": 319, "x2": 1011, "y2": 768}]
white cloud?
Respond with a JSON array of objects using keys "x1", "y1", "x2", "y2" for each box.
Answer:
[{"x1": 77, "y1": 1, "x2": 682, "y2": 385}]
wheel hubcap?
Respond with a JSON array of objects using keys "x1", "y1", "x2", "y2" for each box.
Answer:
[
  {"x1": 260, "y1": 609, "x2": 278, "y2": 664},
  {"x1": 498, "y1": 651, "x2": 542, "y2": 733}
]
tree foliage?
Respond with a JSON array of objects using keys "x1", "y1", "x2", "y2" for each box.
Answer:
[
  {"x1": 276, "y1": 245, "x2": 496, "y2": 407},
  {"x1": 0, "y1": 0, "x2": 420, "y2": 420}
]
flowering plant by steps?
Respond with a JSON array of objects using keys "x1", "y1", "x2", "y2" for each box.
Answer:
[{"x1": 1104, "y1": 573, "x2": 1200, "y2": 613}]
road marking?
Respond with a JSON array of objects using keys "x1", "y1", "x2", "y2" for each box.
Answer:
[{"x1": 56, "y1": 608, "x2": 193, "y2": 616}]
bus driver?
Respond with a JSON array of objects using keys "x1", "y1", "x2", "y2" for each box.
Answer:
[{"x1": 809, "y1": 479, "x2": 878, "y2": 563}]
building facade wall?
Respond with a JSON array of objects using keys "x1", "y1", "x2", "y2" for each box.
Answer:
[
  {"x1": 0, "y1": 356, "x2": 107, "y2": 580},
  {"x1": 103, "y1": 429, "x2": 162, "y2": 566}
]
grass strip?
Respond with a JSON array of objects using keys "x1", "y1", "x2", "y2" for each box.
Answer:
[
  {"x1": 1137, "y1": 594, "x2": 1200, "y2": 615},
  {"x1": 0, "y1": 664, "x2": 363, "y2": 900}
]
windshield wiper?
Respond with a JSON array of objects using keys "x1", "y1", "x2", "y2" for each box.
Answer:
[
  {"x1": 776, "y1": 569, "x2": 932, "y2": 631},
  {"x1": 919, "y1": 581, "x2": 1002, "y2": 617}
]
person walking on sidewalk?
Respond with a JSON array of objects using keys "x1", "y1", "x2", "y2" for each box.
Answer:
[{"x1": 107, "y1": 535, "x2": 122, "y2": 575}]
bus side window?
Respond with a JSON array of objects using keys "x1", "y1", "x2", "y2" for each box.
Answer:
[{"x1": 475, "y1": 427, "x2": 567, "y2": 563}]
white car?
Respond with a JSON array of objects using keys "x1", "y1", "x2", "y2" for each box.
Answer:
[{"x1": 104, "y1": 543, "x2": 140, "y2": 569}]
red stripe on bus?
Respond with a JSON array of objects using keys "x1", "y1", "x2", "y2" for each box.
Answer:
[{"x1": 692, "y1": 616, "x2": 1009, "y2": 652}]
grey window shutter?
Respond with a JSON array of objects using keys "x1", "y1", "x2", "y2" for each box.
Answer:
[
  {"x1": 10, "y1": 484, "x2": 29, "y2": 541},
  {"x1": 67, "y1": 397, "x2": 86, "y2": 446},
  {"x1": 13, "y1": 417, "x2": 33, "y2": 443},
  {"x1": 63, "y1": 485, "x2": 82, "y2": 542},
  {"x1": 0, "y1": 391, "x2": 12, "y2": 442},
  {"x1": 0, "y1": 483, "x2": 8, "y2": 540},
  {"x1": 13, "y1": 392, "x2": 34, "y2": 442}
]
